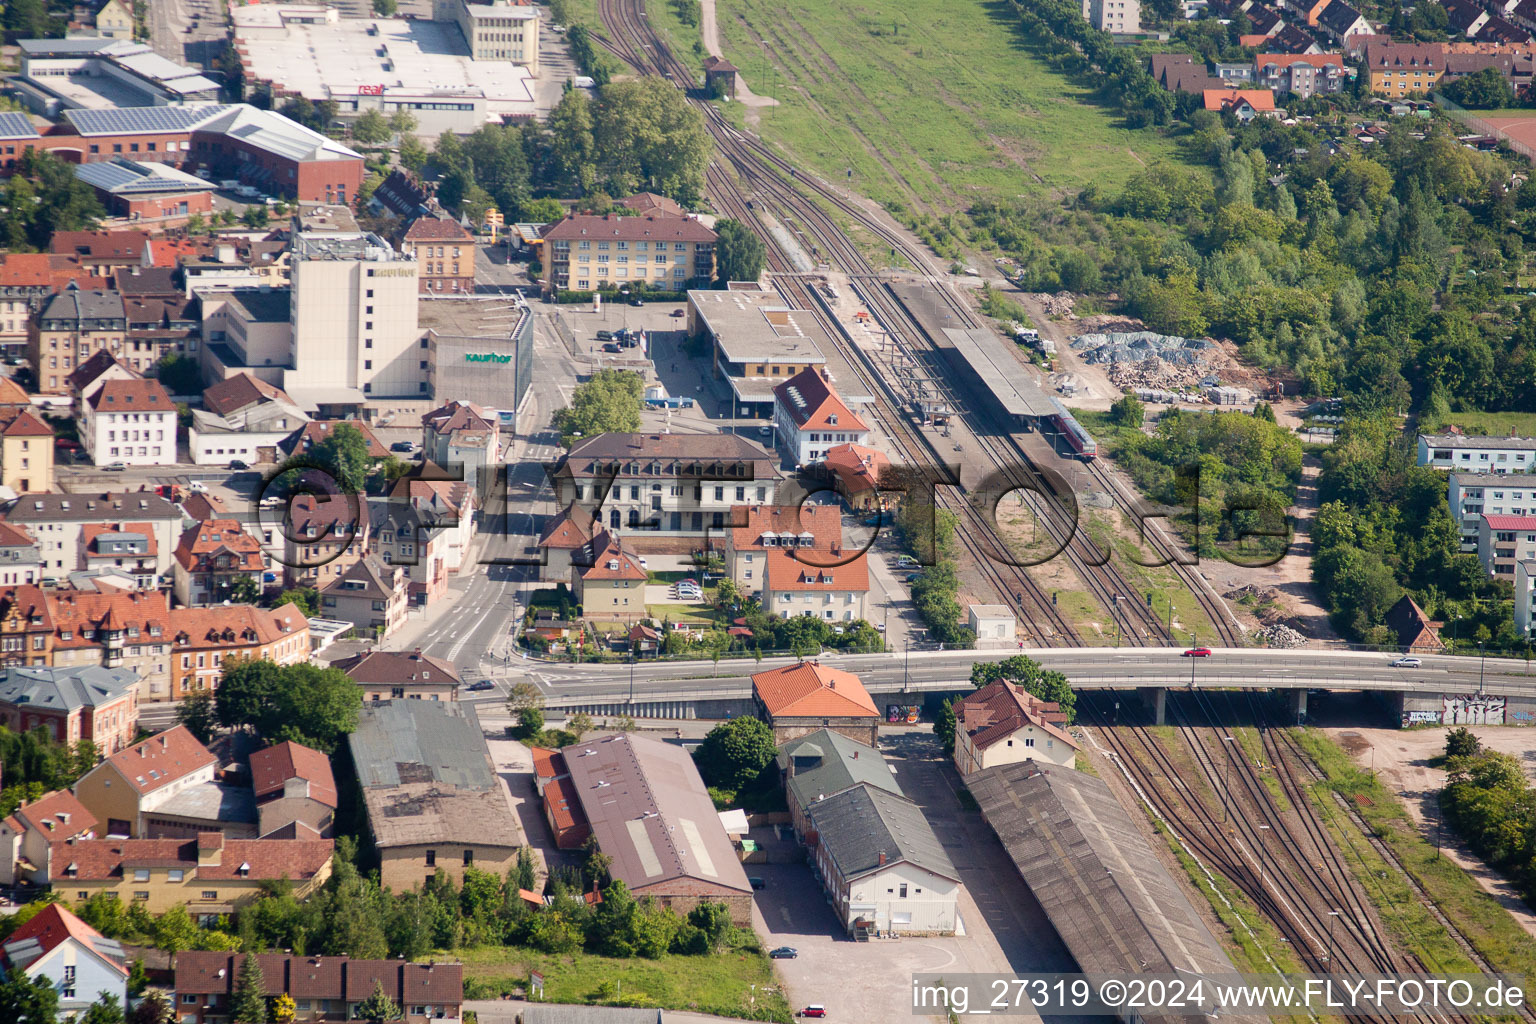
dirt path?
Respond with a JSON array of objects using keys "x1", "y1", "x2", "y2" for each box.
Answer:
[
  {"x1": 1327, "y1": 726, "x2": 1536, "y2": 939},
  {"x1": 698, "y1": 0, "x2": 777, "y2": 113}
]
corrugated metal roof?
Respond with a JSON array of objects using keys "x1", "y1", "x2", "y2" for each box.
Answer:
[
  {"x1": 805, "y1": 783, "x2": 958, "y2": 883},
  {"x1": 969, "y1": 761, "x2": 1261, "y2": 1024},
  {"x1": 349, "y1": 700, "x2": 495, "y2": 791}
]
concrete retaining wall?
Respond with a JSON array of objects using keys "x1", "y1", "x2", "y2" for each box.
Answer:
[{"x1": 1391, "y1": 690, "x2": 1536, "y2": 726}]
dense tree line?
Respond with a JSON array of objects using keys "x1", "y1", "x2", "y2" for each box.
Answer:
[
  {"x1": 0, "y1": 150, "x2": 103, "y2": 250},
  {"x1": 421, "y1": 79, "x2": 710, "y2": 224},
  {"x1": 0, "y1": 727, "x2": 97, "y2": 818},
  {"x1": 894, "y1": 485, "x2": 975, "y2": 648},
  {"x1": 1313, "y1": 418, "x2": 1513, "y2": 645},
  {"x1": 1441, "y1": 740, "x2": 1536, "y2": 905}
]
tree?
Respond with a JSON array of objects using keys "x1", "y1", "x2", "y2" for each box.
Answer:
[
  {"x1": 273, "y1": 587, "x2": 319, "y2": 617},
  {"x1": 934, "y1": 695, "x2": 960, "y2": 754},
  {"x1": 1441, "y1": 66, "x2": 1514, "y2": 109},
  {"x1": 176, "y1": 691, "x2": 218, "y2": 746},
  {"x1": 215, "y1": 660, "x2": 362, "y2": 752},
  {"x1": 4, "y1": 0, "x2": 53, "y2": 39},
  {"x1": 372, "y1": 0, "x2": 398, "y2": 14},
  {"x1": 553, "y1": 369, "x2": 643, "y2": 445},
  {"x1": 714, "y1": 218, "x2": 766, "y2": 285},
  {"x1": 522, "y1": 197, "x2": 565, "y2": 223},
  {"x1": 694, "y1": 715, "x2": 775, "y2": 792},
  {"x1": 567, "y1": 711, "x2": 593, "y2": 740},
  {"x1": 0, "y1": 971, "x2": 58, "y2": 1024},
  {"x1": 152, "y1": 354, "x2": 201, "y2": 396},
  {"x1": 687, "y1": 900, "x2": 733, "y2": 953},
  {"x1": 507, "y1": 681, "x2": 545, "y2": 739},
  {"x1": 591, "y1": 78, "x2": 711, "y2": 204},
  {"x1": 241, "y1": 204, "x2": 270, "y2": 230},
  {"x1": 1109, "y1": 393, "x2": 1145, "y2": 428},
  {"x1": 354, "y1": 981, "x2": 401, "y2": 1024},
  {"x1": 398, "y1": 134, "x2": 429, "y2": 174},
  {"x1": 154, "y1": 904, "x2": 202, "y2": 954},
  {"x1": 352, "y1": 110, "x2": 391, "y2": 146},
  {"x1": 231, "y1": 575, "x2": 262, "y2": 604},
  {"x1": 387, "y1": 109, "x2": 418, "y2": 135},
  {"x1": 309, "y1": 422, "x2": 373, "y2": 493},
  {"x1": 130, "y1": 990, "x2": 175, "y2": 1024},
  {"x1": 969, "y1": 655, "x2": 1077, "y2": 723},
  {"x1": 269, "y1": 994, "x2": 297, "y2": 1024},
  {"x1": 81, "y1": 992, "x2": 126, "y2": 1024},
  {"x1": 230, "y1": 953, "x2": 268, "y2": 1024},
  {"x1": 1445, "y1": 727, "x2": 1480, "y2": 759},
  {"x1": 514, "y1": 845, "x2": 538, "y2": 892},
  {"x1": 546, "y1": 88, "x2": 597, "y2": 193}
]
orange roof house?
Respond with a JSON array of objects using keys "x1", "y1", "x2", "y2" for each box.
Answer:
[
  {"x1": 1203, "y1": 88, "x2": 1278, "y2": 116},
  {"x1": 752, "y1": 660, "x2": 880, "y2": 746},
  {"x1": 820, "y1": 442, "x2": 894, "y2": 510}
]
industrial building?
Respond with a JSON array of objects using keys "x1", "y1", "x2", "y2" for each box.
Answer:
[
  {"x1": 686, "y1": 288, "x2": 831, "y2": 419},
  {"x1": 232, "y1": 4, "x2": 539, "y2": 135},
  {"x1": 14, "y1": 38, "x2": 219, "y2": 115},
  {"x1": 970, "y1": 761, "x2": 1263, "y2": 1024},
  {"x1": 424, "y1": 303, "x2": 534, "y2": 426}
]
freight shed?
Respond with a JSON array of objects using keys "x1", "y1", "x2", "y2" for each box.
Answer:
[{"x1": 969, "y1": 760, "x2": 1265, "y2": 1024}]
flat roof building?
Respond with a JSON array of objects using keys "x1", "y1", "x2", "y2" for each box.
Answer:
[
  {"x1": 14, "y1": 39, "x2": 219, "y2": 116},
  {"x1": 561, "y1": 732, "x2": 753, "y2": 923},
  {"x1": 686, "y1": 288, "x2": 830, "y2": 416},
  {"x1": 1418, "y1": 432, "x2": 1536, "y2": 471},
  {"x1": 232, "y1": 5, "x2": 538, "y2": 136}
]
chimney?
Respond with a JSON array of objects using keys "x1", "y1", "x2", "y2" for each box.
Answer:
[{"x1": 878, "y1": 851, "x2": 886, "y2": 866}]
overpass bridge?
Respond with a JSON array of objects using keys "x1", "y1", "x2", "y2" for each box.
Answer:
[{"x1": 508, "y1": 647, "x2": 1536, "y2": 726}]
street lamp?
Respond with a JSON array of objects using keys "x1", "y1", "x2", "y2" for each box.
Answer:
[
  {"x1": 1326, "y1": 909, "x2": 1341, "y2": 964},
  {"x1": 1221, "y1": 735, "x2": 1236, "y2": 822},
  {"x1": 629, "y1": 651, "x2": 636, "y2": 705}
]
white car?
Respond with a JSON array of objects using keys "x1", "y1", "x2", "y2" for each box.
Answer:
[
  {"x1": 1390, "y1": 656, "x2": 1422, "y2": 668},
  {"x1": 187, "y1": 481, "x2": 209, "y2": 494}
]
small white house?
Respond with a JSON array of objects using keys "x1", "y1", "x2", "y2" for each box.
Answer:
[
  {"x1": 804, "y1": 783, "x2": 960, "y2": 937},
  {"x1": 968, "y1": 603, "x2": 1016, "y2": 642},
  {"x1": 83, "y1": 378, "x2": 177, "y2": 467},
  {"x1": 772, "y1": 366, "x2": 871, "y2": 466}
]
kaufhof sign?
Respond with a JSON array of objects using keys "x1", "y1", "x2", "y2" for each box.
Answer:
[{"x1": 465, "y1": 352, "x2": 512, "y2": 364}]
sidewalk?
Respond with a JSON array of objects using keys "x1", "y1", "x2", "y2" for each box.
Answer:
[{"x1": 381, "y1": 526, "x2": 497, "y2": 654}]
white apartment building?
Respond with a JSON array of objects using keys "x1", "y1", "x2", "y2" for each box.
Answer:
[
  {"x1": 1447, "y1": 472, "x2": 1536, "y2": 550},
  {"x1": 762, "y1": 547, "x2": 869, "y2": 622},
  {"x1": 1418, "y1": 433, "x2": 1536, "y2": 472},
  {"x1": 83, "y1": 378, "x2": 176, "y2": 467},
  {"x1": 772, "y1": 367, "x2": 871, "y2": 467},
  {"x1": 285, "y1": 212, "x2": 425, "y2": 409},
  {"x1": 1475, "y1": 513, "x2": 1536, "y2": 578},
  {"x1": 1, "y1": 492, "x2": 182, "y2": 579},
  {"x1": 1084, "y1": 0, "x2": 1141, "y2": 32},
  {"x1": 550, "y1": 432, "x2": 782, "y2": 537}
]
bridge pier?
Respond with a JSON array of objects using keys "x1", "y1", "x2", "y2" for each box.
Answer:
[
  {"x1": 1139, "y1": 687, "x2": 1166, "y2": 726},
  {"x1": 1287, "y1": 688, "x2": 1307, "y2": 725}
]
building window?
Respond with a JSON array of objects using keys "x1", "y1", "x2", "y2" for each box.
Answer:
[
  {"x1": 133, "y1": 891, "x2": 150, "y2": 901},
  {"x1": 201, "y1": 890, "x2": 217, "y2": 900},
  {"x1": 425, "y1": 849, "x2": 436, "y2": 866},
  {"x1": 463, "y1": 849, "x2": 474, "y2": 866}
]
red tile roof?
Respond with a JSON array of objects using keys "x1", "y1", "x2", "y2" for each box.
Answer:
[
  {"x1": 49, "y1": 230, "x2": 151, "y2": 260},
  {"x1": 772, "y1": 367, "x2": 869, "y2": 433},
  {"x1": 1255, "y1": 52, "x2": 1346, "y2": 68},
  {"x1": 539, "y1": 502, "x2": 596, "y2": 550},
  {"x1": 99, "y1": 725, "x2": 215, "y2": 796},
  {"x1": 542, "y1": 212, "x2": 717, "y2": 244},
  {"x1": 282, "y1": 419, "x2": 390, "y2": 459},
  {"x1": 957, "y1": 679, "x2": 1078, "y2": 753},
  {"x1": 752, "y1": 660, "x2": 879, "y2": 718},
  {"x1": 821, "y1": 443, "x2": 891, "y2": 494},
  {"x1": 10, "y1": 790, "x2": 97, "y2": 841},
  {"x1": 249, "y1": 740, "x2": 338, "y2": 808},
  {"x1": 46, "y1": 589, "x2": 171, "y2": 653},
  {"x1": 1203, "y1": 88, "x2": 1278, "y2": 111},
  {"x1": 82, "y1": 522, "x2": 158, "y2": 558},
  {"x1": 762, "y1": 547, "x2": 869, "y2": 592},
  {"x1": 581, "y1": 531, "x2": 647, "y2": 581},
  {"x1": 88, "y1": 378, "x2": 173, "y2": 412},
  {"x1": 173, "y1": 518, "x2": 264, "y2": 573},
  {"x1": 403, "y1": 216, "x2": 474, "y2": 242},
  {"x1": 4, "y1": 903, "x2": 127, "y2": 976},
  {"x1": 422, "y1": 399, "x2": 494, "y2": 437},
  {"x1": 728, "y1": 504, "x2": 842, "y2": 552},
  {"x1": 0, "y1": 409, "x2": 52, "y2": 437},
  {"x1": 0, "y1": 376, "x2": 31, "y2": 408},
  {"x1": 52, "y1": 834, "x2": 333, "y2": 882},
  {"x1": 174, "y1": 953, "x2": 460, "y2": 1006},
  {"x1": 0, "y1": 522, "x2": 35, "y2": 549},
  {"x1": 168, "y1": 602, "x2": 308, "y2": 650},
  {"x1": 1483, "y1": 513, "x2": 1536, "y2": 530},
  {"x1": 202, "y1": 373, "x2": 293, "y2": 417}
]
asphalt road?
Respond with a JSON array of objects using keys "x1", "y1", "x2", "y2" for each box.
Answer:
[{"x1": 502, "y1": 646, "x2": 1536, "y2": 707}]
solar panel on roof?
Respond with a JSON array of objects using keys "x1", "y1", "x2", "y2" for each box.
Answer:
[
  {"x1": 64, "y1": 105, "x2": 226, "y2": 136},
  {"x1": 0, "y1": 112, "x2": 36, "y2": 140}
]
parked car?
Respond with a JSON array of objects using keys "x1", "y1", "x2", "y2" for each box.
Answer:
[
  {"x1": 894, "y1": 555, "x2": 919, "y2": 568},
  {"x1": 1391, "y1": 656, "x2": 1422, "y2": 668},
  {"x1": 187, "y1": 481, "x2": 208, "y2": 494},
  {"x1": 749, "y1": 876, "x2": 766, "y2": 890},
  {"x1": 769, "y1": 947, "x2": 798, "y2": 959},
  {"x1": 602, "y1": 342, "x2": 622, "y2": 353},
  {"x1": 757, "y1": 425, "x2": 772, "y2": 437},
  {"x1": 596, "y1": 330, "x2": 614, "y2": 341},
  {"x1": 467, "y1": 680, "x2": 496, "y2": 691},
  {"x1": 875, "y1": 622, "x2": 886, "y2": 632},
  {"x1": 1182, "y1": 647, "x2": 1213, "y2": 658},
  {"x1": 262, "y1": 571, "x2": 278, "y2": 583},
  {"x1": 796, "y1": 1008, "x2": 826, "y2": 1019},
  {"x1": 229, "y1": 459, "x2": 249, "y2": 470},
  {"x1": 671, "y1": 308, "x2": 686, "y2": 317},
  {"x1": 629, "y1": 298, "x2": 644, "y2": 307},
  {"x1": 391, "y1": 441, "x2": 415, "y2": 453},
  {"x1": 905, "y1": 573, "x2": 924, "y2": 584},
  {"x1": 101, "y1": 462, "x2": 127, "y2": 472}
]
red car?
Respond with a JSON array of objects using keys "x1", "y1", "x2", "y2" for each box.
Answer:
[
  {"x1": 796, "y1": 1009, "x2": 827, "y2": 1020},
  {"x1": 1182, "y1": 647, "x2": 1213, "y2": 658}
]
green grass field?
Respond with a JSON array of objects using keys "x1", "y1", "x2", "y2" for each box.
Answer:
[
  {"x1": 1435, "y1": 410, "x2": 1536, "y2": 438},
  {"x1": 454, "y1": 944, "x2": 792, "y2": 1020},
  {"x1": 708, "y1": 0, "x2": 1184, "y2": 212}
]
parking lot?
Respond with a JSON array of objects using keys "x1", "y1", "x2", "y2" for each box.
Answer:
[{"x1": 750, "y1": 732, "x2": 1077, "y2": 1023}]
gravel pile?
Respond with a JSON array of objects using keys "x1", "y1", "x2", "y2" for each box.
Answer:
[
  {"x1": 1071, "y1": 331, "x2": 1215, "y2": 367},
  {"x1": 1257, "y1": 623, "x2": 1308, "y2": 648}
]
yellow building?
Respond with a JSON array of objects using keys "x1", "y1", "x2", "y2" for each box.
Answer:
[
  {"x1": 573, "y1": 531, "x2": 647, "y2": 623},
  {"x1": 542, "y1": 212, "x2": 717, "y2": 292},
  {"x1": 92, "y1": 0, "x2": 135, "y2": 39},
  {"x1": 1364, "y1": 41, "x2": 1446, "y2": 97},
  {"x1": 53, "y1": 832, "x2": 332, "y2": 917},
  {"x1": 0, "y1": 407, "x2": 54, "y2": 494}
]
